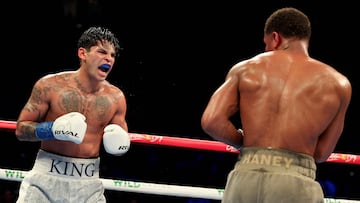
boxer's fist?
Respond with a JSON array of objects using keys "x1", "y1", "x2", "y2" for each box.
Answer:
[
  {"x1": 35, "y1": 112, "x2": 87, "y2": 144},
  {"x1": 237, "y1": 128, "x2": 244, "y2": 136},
  {"x1": 103, "y1": 124, "x2": 130, "y2": 155},
  {"x1": 52, "y1": 112, "x2": 87, "y2": 144}
]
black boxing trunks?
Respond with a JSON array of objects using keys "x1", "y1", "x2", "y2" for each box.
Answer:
[
  {"x1": 221, "y1": 147, "x2": 324, "y2": 203},
  {"x1": 16, "y1": 149, "x2": 106, "y2": 203}
]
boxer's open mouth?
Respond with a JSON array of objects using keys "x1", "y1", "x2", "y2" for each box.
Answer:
[{"x1": 99, "y1": 64, "x2": 110, "y2": 72}]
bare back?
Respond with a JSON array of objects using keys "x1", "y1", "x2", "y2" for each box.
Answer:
[{"x1": 235, "y1": 51, "x2": 350, "y2": 160}]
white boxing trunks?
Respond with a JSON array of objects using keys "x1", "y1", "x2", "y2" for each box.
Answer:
[{"x1": 16, "y1": 149, "x2": 106, "y2": 203}]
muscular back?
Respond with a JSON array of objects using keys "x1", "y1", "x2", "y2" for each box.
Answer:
[{"x1": 236, "y1": 51, "x2": 350, "y2": 161}]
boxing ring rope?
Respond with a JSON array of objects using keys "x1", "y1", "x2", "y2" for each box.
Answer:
[{"x1": 0, "y1": 120, "x2": 359, "y2": 202}]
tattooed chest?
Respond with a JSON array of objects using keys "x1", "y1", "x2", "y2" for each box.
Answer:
[{"x1": 55, "y1": 90, "x2": 112, "y2": 121}]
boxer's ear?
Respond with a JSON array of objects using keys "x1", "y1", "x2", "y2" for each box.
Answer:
[{"x1": 78, "y1": 47, "x2": 87, "y2": 59}]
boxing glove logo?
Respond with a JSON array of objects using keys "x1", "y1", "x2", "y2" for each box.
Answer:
[
  {"x1": 118, "y1": 145, "x2": 129, "y2": 151},
  {"x1": 54, "y1": 130, "x2": 79, "y2": 138}
]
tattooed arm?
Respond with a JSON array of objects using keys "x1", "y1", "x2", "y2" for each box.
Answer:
[{"x1": 15, "y1": 76, "x2": 52, "y2": 141}]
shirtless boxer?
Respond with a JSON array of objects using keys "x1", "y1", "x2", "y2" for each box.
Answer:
[
  {"x1": 201, "y1": 7, "x2": 352, "y2": 203},
  {"x1": 15, "y1": 26, "x2": 130, "y2": 202}
]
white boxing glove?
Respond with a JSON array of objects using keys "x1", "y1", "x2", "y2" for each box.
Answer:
[
  {"x1": 237, "y1": 128, "x2": 244, "y2": 136},
  {"x1": 35, "y1": 112, "x2": 87, "y2": 144},
  {"x1": 103, "y1": 124, "x2": 130, "y2": 155}
]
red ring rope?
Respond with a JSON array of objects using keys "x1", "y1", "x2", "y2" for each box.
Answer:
[{"x1": 1, "y1": 120, "x2": 359, "y2": 165}]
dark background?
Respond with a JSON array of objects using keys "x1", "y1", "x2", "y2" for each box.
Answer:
[{"x1": 0, "y1": 0, "x2": 359, "y2": 202}]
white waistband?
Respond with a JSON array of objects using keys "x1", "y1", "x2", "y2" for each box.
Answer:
[{"x1": 32, "y1": 149, "x2": 100, "y2": 179}]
